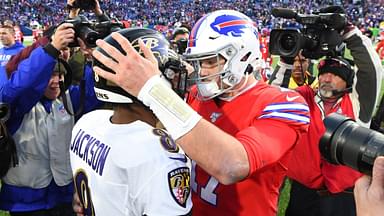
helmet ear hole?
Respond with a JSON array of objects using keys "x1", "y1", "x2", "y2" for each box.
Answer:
[{"x1": 240, "y1": 52, "x2": 251, "y2": 62}]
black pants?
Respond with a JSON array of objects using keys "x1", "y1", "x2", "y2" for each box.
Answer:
[
  {"x1": 286, "y1": 180, "x2": 356, "y2": 216},
  {"x1": 10, "y1": 203, "x2": 75, "y2": 216}
]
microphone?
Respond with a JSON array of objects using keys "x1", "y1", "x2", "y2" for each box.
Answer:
[
  {"x1": 331, "y1": 87, "x2": 352, "y2": 96},
  {"x1": 271, "y1": 8, "x2": 297, "y2": 19}
]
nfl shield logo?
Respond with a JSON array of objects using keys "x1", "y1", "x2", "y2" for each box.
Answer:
[{"x1": 168, "y1": 167, "x2": 191, "y2": 208}]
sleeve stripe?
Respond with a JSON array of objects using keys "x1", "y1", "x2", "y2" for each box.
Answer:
[
  {"x1": 263, "y1": 103, "x2": 310, "y2": 112},
  {"x1": 258, "y1": 111, "x2": 310, "y2": 124}
]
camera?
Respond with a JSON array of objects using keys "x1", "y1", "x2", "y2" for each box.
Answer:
[
  {"x1": 71, "y1": 0, "x2": 96, "y2": 10},
  {"x1": 319, "y1": 113, "x2": 384, "y2": 176},
  {"x1": 64, "y1": 15, "x2": 123, "y2": 48},
  {"x1": 269, "y1": 7, "x2": 347, "y2": 59},
  {"x1": 171, "y1": 39, "x2": 188, "y2": 55}
]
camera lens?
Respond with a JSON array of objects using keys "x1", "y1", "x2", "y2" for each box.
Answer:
[
  {"x1": 320, "y1": 113, "x2": 384, "y2": 175},
  {"x1": 280, "y1": 33, "x2": 296, "y2": 52},
  {"x1": 78, "y1": 26, "x2": 100, "y2": 48}
]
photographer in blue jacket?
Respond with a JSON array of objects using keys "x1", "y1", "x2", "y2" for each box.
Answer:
[{"x1": 0, "y1": 21, "x2": 100, "y2": 216}]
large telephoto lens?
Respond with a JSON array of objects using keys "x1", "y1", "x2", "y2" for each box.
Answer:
[{"x1": 320, "y1": 113, "x2": 384, "y2": 175}]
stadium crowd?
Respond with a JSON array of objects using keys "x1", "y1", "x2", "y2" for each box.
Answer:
[{"x1": 0, "y1": 0, "x2": 383, "y2": 36}]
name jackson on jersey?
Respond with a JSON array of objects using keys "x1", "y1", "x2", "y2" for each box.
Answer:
[{"x1": 70, "y1": 129, "x2": 111, "y2": 176}]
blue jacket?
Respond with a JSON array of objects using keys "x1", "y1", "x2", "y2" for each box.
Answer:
[
  {"x1": 0, "y1": 41, "x2": 24, "y2": 85},
  {"x1": 0, "y1": 45, "x2": 101, "y2": 212}
]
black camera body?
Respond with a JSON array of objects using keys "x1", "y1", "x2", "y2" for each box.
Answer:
[
  {"x1": 71, "y1": 0, "x2": 96, "y2": 10},
  {"x1": 64, "y1": 15, "x2": 123, "y2": 48},
  {"x1": 269, "y1": 8, "x2": 346, "y2": 59},
  {"x1": 320, "y1": 113, "x2": 384, "y2": 176},
  {"x1": 0, "y1": 103, "x2": 10, "y2": 123}
]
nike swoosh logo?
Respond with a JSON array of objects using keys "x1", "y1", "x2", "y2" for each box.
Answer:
[
  {"x1": 286, "y1": 95, "x2": 300, "y2": 102},
  {"x1": 169, "y1": 156, "x2": 188, "y2": 163}
]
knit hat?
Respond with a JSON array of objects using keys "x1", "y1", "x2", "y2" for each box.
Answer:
[{"x1": 318, "y1": 57, "x2": 354, "y2": 87}]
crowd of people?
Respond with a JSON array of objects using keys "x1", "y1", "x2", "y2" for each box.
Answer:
[
  {"x1": 0, "y1": 0, "x2": 384, "y2": 216},
  {"x1": 0, "y1": 0, "x2": 384, "y2": 38}
]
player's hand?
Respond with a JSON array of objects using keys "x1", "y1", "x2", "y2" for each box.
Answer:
[
  {"x1": 92, "y1": 32, "x2": 161, "y2": 97},
  {"x1": 51, "y1": 23, "x2": 75, "y2": 51},
  {"x1": 354, "y1": 156, "x2": 384, "y2": 216},
  {"x1": 72, "y1": 192, "x2": 84, "y2": 216}
]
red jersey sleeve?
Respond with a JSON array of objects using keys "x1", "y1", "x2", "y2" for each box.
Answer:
[
  {"x1": 238, "y1": 88, "x2": 310, "y2": 174},
  {"x1": 237, "y1": 119, "x2": 299, "y2": 173}
]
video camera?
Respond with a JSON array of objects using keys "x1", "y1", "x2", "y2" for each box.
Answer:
[
  {"x1": 319, "y1": 113, "x2": 384, "y2": 176},
  {"x1": 64, "y1": 15, "x2": 123, "y2": 48},
  {"x1": 269, "y1": 7, "x2": 347, "y2": 59}
]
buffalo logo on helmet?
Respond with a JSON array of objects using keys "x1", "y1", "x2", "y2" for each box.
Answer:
[
  {"x1": 210, "y1": 14, "x2": 258, "y2": 37},
  {"x1": 168, "y1": 167, "x2": 191, "y2": 208}
]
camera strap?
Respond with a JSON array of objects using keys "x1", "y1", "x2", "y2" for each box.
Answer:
[
  {"x1": 58, "y1": 58, "x2": 86, "y2": 116},
  {"x1": 0, "y1": 121, "x2": 18, "y2": 178}
]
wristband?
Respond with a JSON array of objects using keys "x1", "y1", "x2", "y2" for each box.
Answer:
[{"x1": 138, "y1": 75, "x2": 202, "y2": 140}]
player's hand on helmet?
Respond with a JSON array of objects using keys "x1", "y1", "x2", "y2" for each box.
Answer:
[
  {"x1": 72, "y1": 192, "x2": 84, "y2": 216},
  {"x1": 51, "y1": 23, "x2": 75, "y2": 51},
  {"x1": 92, "y1": 32, "x2": 161, "y2": 97}
]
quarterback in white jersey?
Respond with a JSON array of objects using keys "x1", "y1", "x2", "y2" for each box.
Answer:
[{"x1": 69, "y1": 28, "x2": 192, "y2": 216}]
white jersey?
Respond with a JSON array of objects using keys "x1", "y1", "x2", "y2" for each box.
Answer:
[{"x1": 69, "y1": 109, "x2": 192, "y2": 216}]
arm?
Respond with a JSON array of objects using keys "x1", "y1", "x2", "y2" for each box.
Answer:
[
  {"x1": 268, "y1": 57, "x2": 293, "y2": 88},
  {"x1": 344, "y1": 27, "x2": 383, "y2": 126},
  {"x1": 67, "y1": 0, "x2": 80, "y2": 19}
]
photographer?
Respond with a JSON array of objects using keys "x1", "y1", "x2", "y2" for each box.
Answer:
[
  {"x1": 269, "y1": 9, "x2": 383, "y2": 216},
  {"x1": 270, "y1": 52, "x2": 318, "y2": 89},
  {"x1": 354, "y1": 156, "x2": 384, "y2": 216},
  {"x1": 0, "y1": 20, "x2": 100, "y2": 215},
  {"x1": 170, "y1": 27, "x2": 189, "y2": 55}
]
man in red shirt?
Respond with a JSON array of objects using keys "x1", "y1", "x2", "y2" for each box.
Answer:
[
  {"x1": 270, "y1": 22, "x2": 383, "y2": 216},
  {"x1": 91, "y1": 10, "x2": 310, "y2": 216}
]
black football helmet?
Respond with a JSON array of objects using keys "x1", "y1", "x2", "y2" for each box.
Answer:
[{"x1": 93, "y1": 27, "x2": 188, "y2": 103}]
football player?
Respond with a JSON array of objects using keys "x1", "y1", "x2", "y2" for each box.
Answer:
[
  {"x1": 92, "y1": 10, "x2": 310, "y2": 215},
  {"x1": 70, "y1": 28, "x2": 192, "y2": 215}
]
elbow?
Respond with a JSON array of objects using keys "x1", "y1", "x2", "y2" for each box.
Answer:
[{"x1": 216, "y1": 161, "x2": 249, "y2": 185}]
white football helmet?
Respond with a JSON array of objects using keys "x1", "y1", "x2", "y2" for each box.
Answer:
[{"x1": 184, "y1": 10, "x2": 262, "y2": 100}]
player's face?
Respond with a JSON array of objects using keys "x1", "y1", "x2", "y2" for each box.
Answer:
[
  {"x1": 318, "y1": 72, "x2": 347, "y2": 98},
  {"x1": 44, "y1": 72, "x2": 62, "y2": 100},
  {"x1": 0, "y1": 27, "x2": 15, "y2": 47},
  {"x1": 199, "y1": 55, "x2": 226, "y2": 83}
]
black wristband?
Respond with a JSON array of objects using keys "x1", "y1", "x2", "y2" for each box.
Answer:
[{"x1": 43, "y1": 43, "x2": 61, "y2": 58}]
